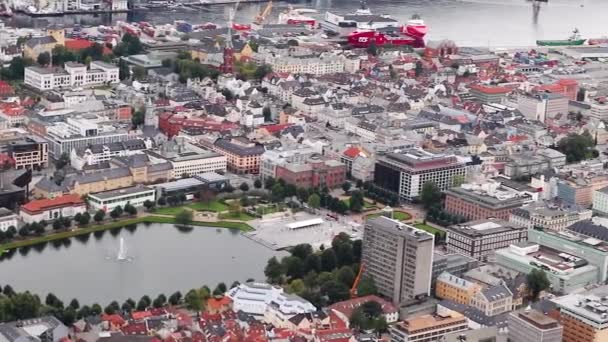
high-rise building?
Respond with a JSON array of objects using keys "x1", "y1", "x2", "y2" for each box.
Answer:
[
  {"x1": 374, "y1": 148, "x2": 466, "y2": 202},
  {"x1": 508, "y1": 308, "x2": 562, "y2": 342},
  {"x1": 362, "y1": 216, "x2": 434, "y2": 305},
  {"x1": 552, "y1": 286, "x2": 608, "y2": 342}
]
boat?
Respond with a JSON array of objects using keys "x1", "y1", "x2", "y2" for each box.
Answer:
[
  {"x1": 278, "y1": 5, "x2": 317, "y2": 28},
  {"x1": 588, "y1": 37, "x2": 608, "y2": 45},
  {"x1": 537, "y1": 29, "x2": 586, "y2": 46},
  {"x1": 347, "y1": 28, "x2": 425, "y2": 48}
]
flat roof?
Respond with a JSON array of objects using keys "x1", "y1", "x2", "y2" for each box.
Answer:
[
  {"x1": 286, "y1": 218, "x2": 324, "y2": 229},
  {"x1": 89, "y1": 185, "x2": 154, "y2": 200}
]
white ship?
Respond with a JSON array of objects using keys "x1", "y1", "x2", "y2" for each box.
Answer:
[{"x1": 278, "y1": 5, "x2": 317, "y2": 28}]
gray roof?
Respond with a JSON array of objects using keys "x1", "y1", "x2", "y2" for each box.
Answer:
[
  {"x1": 367, "y1": 216, "x2": 434, "y2": 242},
  {"x1": 480, "y1": 284, "x2": 512, "y2": 302},
  {"x1": 68, "y1": 167, "x2": 132, "y2": 185},
  {"x1": 568, "y1": 220, "x2": 608, "y2": 241},
  {"x1": 25, "y1": 36, "x2": 56, "y2": 48},
  {"x1": 0, "y1": 316, "x2": 65, "y2": 342},
  {"x1": 89, "y1": 185, "x2": 153, "y2": 200},
  {"x1": 214, "y1": 138, "x2": 265, "y2": 157},
  {"x1": 438, "y1": 300, "x2": 509, "y2": 328}
]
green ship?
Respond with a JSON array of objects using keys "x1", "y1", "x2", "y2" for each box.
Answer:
[{"x1": 537, "y1": 29, "x2": 586, "y2": 46}]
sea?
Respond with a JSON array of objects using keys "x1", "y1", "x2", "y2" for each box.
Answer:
[{"x1": 2, "y1": 0, "x2": 608, "y2": 47}]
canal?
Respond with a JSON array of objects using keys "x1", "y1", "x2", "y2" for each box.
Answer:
[{"x1": 0, "y1": 223, "x2": 286, "y2": 305}]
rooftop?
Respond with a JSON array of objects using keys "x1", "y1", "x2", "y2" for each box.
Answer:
[
  {"x1": 367, "y1": 216, "x2": 434, "y2": 242},
  {"x1": 88, "y1": 185, "x2": 154, "y2": 200},
  {"x1": 395, "y1": 312, "x2": 466, "y2": 334},
  {"x1": 20, "y1": 194, "x2": 83, "y2": 214},
  {"x1": 552, "y1": 285, "x2": 608, "y2": 325},
  {"x1": 447, "y1": 218, "x2": 526, "y2": 238},
  {"x1": 511, "y1": 308, "x2": 560, "y2": 330}
]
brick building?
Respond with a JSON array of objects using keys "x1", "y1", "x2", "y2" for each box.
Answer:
[
  {"x1": 212, "y1": 137, "x2": 265, "y2": 174},
  {"x1": 275, "y1": 156, "x2": 346, "y2": 189}
]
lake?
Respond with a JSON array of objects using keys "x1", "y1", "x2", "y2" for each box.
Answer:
[
  {"x1": 0, "y1": 223, "x2": 285, "y2": 305},
  {"x1": 4, "y1": 0, "x2": 608, "y2": 46}
]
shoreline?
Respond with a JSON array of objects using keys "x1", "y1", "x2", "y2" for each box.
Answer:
[{"x1": 0, "y1": 216, "x2": 253, "y2": 254}]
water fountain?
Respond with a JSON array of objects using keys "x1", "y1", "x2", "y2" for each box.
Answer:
[{"x1": 116, "y1": 237, "x2": 130, "y2": 261}]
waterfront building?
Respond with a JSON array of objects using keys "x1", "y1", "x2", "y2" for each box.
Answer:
[
  {"x1": 362, "y1": 216, "x2": 434, "y2": 305},
  {"x1": 24, "y1": 61, "x2": 119, "y2": 91},
  {"x1": 87, "y1": 185, "x2": 156, "y2": 212},
  {"x1": 445, "y1": 218, "x2": 528, "y2": 262},
  {"x1": 0, "y1": 208, "x2": 18, "y2": 232},
  {"x1": 19, "y1": 194, "x2": 86, "y2": 224},
  {"x1": 444, "y1": 181, "x2": 536, "y2": 222},
  {"x1": 435, "y1": 272, "x2": 482, "y2": 305},
  {"x1": 389, "y1": 310, "x2": 467, "y2": 342},
  {"x1": 227, "y1": 282, "x2": 316, "y2": 318},
  {"x1": 552, "y1": 285, "x2": 608, "y2": 342},
  {"x1": 373, "y1": 148, "x2": 466, "y2": 202},
  {"x1": 507, "y1": 308, "x2": 563, "y2": 342},
  {"x1": 0, "y1": 316, "x2": 68, "y2": 342}
]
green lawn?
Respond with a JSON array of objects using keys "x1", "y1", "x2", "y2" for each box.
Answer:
[
  {"x1": 414, "y1": 223, "x2": 446, "y2": 237},
  {"x1": 255, "y1": 205, "x2": 284, "y2": 215},
  {"x1": 218, "y1": 212, "x2": 256, "y2": 221},
  {"x1": 342, "y1": 198, "x2": 376, "y2": 209},
  {"x1": 366, "y1": 211, "x2": 412, "y2": 221},
  {"x1": 153, "y1": 201, "x2": 228, "y2": 215},
  {"x1": 0, "y1": 215, "x2": 252, "y2": 254}
]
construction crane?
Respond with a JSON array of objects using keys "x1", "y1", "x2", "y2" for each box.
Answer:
[
  {"x1": 254, "y1": 0, "x2": 272, "y2": 26},
  {"x1": 350, "y1": 263, "x2": 365, "y2": 298}
]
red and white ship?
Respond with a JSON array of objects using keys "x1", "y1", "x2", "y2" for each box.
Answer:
[{"x1": 278, "y1": 6, "x2": 317, "y2": 28}]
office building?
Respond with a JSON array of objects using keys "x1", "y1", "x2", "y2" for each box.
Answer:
[
  {"x1": 435, "y1": 272, "x2": 482, "y2": 305},
  {"x1": 212, "y1": 137, "x2": 265, "y2": 174},
  {"x1": 362, "y1": 216, "x2": 434, "y2": 305},
  {"x1": 0, "y1": 136, "x2": 48, "y2": 170},
  {"x1": 518, "y1": 92, "x2": 569, "y2": 123},
  {"x1": 552, "y1": 285, "x2": 608, "y2": 342},
  {"x1": 24, "y1": 61, "x2": 119, "y2": 91},
  {"x1": 260, "y1": 147, "x2": 318, "y2": 181},
  {"x1": 445, "y1": 181, "x2": 536, "y2": 221},
  {"x1": 431, "y1": 252, "x2": 479, "y2": 288},
  {"x1": 469, "y1": 84, "x2": 512, "y2": 104},
  {"x1": 508, "y1": 308, "x2": 562, "y2": 342},
  {"x1": 374, "y1": 148, "x2": 466, "y2": 202},
  {"x1": 87, "y1": 185, "x2": 156, "y2": 212},
  {"x1": 510, "y1": 202, "x2": 592, "y2": 232},
  {"x1": 495, "y1": 242, "x2": 598, "y2": 294},
  {"x1": 445, "y1": 218, "x2": 528, "y2": 262},
  {"x1": 275, "y1": 155, "x2": 346, "y2": 189},
  {"x1": 389, "y1": 310, "x2": 467, "y2": 342},
  {"x1": 594, "y1": 186, "x2": 608, "y2": 216},
  {"x1": 557, "y1": 174, "x2": 608, "y2": 207}
]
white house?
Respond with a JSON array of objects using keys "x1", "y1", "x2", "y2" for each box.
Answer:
[{"x1": 19, "y1": 194, "x2": 87, "y2": 223}]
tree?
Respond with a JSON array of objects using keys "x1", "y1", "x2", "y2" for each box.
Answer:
[
  {"x1": 69, "y1": 298, "x2": 80, "y2": 310},
  {"x1": 143, "y1": 200, "x2": 155, "y2": 211},
  {"x1": 184, "y1": 289, "x2": 203, "y2": 312},
  {"x1": 77, "y1": 305, "x2": 91, "y2": 318},
  {"x1": 264, "y1": 177, "x2": 276, "y2": 190},
  {"x1": 5, "y1": 226, "x2": 16, "y2": 239},
  {"x1": 54, "y1": 152, "x2": 70, "y2": 170},
  {"x1": 94, "y1": 210, "x2": 105, "y2": 223},
  {"x1": 321, "y1": 249, "x2": 338, "y2": 271},
  {"x1": 357, "y1": 276, "x2": 378, "y2": 296},
  {"x1": 349, "y1": 191, "x2": 364, "y2": 213},
  {"x1": 121, "y1": 301, "x2": 133, "y2": 313},
  {"x1": 287, "y1": 39, "x2": 299, "y2": 46},
  {"x1": 307, "y1": 193, "x2": 321, "y2": 209},
  {"x1": 291, "y1": 244, "x2": 313, "y2": 260},
  {"x1": 45, "y1": 293, "x2": 63, "y2": 308},
  {"x1": 415, "y1": 60, "x2": 424, "y2": 77},
  {"x1": 132, "y1": 65, "x2": 147, "y2": 80},
  {"x1": 527, "y1": 269, "x2": 551, "y2": 301},
  {"x1": 304, "y1": 254, "x2": 322, "y2": 273},
  {"x1": 175, "y1": 209, "x2": 193, "y2": 226},
  {"x1": 78, "y1": 212, "x2": 90, "y2": 226},
  {"x1": 282, "y1": 256, "x2": 305, "y2": 279},
  {"x1": 263, "y1": 107, "x2": 272, "y2": 122},
  {"x1": 124, "y1": 203, "x2": 137, "y2": 216},
  {"x1": 239, "y1": 182, "x2": 250, "y2": 192},
  {"x1": 286, "y1": 279, "x2": 306, "y2": 296},
  {"x1": 341, "y1": 182, "x2": 351, "y2": 194},
  {"x1": 254, "y1": 64, "x2": 272, "y2": 80},
  {"x1": 336, "y1": 266, "x2": 356, "y2": 287},
  {"x1": 62, "y1": 307, "x2": 77, "y2": 326},
  {"x1": 110, "y1": 206, "x2": 123, "y2": 220},
  {"x1": 18, "y1": 224, "x2": 30, "y2": 237},
  {"x1": 169, "y1": 291, "x2": 182, "y2": 305},
  {"x1": 321, "y1": 280, "x2": 350, "y2": 303},
  {"x1": 254, "y1": 179, "x2": 262, "y2": 189},
  {"x1": 118, "y1": 59, "x2": 130, "y2": 80},
  {"x1": 420, "y1": 181, "x2": 442, "y2": 209},
  {"x1": 556, "y1": 131, "x2": 596, "y2": 163},
  {"x1": 131, "y1": 109, "x2": 145, "y2": 128},
  {"x1": 37, "y1": 52, "x2": 51, "y2": 66},
  {"x1": 228, "y1": 201, "x2": 242, "y2": 218},
  {"x1": 52, "y1": 219, "x2": 63, "y2": 230},
  {"x1": 158, "y1": 196, "x2": 167, "y2": 206},
  {"x1": 2, "y1": 56, "x2": 34, "y2": 80},
  {"x1": 271, "y1": 183, "x2": 285, "y2": 203},
  {"x1": 153, "y1": 294, "x2": 167, "y2": 308},
  {"x1": 91, "y1": 303, "x2": 102, "y2": 315},
  {"x1": 264, "y1": 256, "x2": 284, "y2": 283}
]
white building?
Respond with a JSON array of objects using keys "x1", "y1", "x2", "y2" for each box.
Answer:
[
  {"x1": 594, "y1": 186, "x2": 608, "y2": 216},
  {"x1": 227, "y1": 282, "x2": 316, "y2": 317},
  {"x1": 24, "y1": 61, "x2": 119, "y2": 91},
  {"x1": 510, "y1": 202, "x2": 592, "y2": 231},
  {"x1": 317, "y1": 103, "x2": 351, "y2": 128},
  {"x1": 88, "y1": 185, "x2": 156, "y2": 212},
  {"x1": 0, "y1": 208, "x2": 18, "y2": 232},
  {"x1": 70, "y1": 138, "x2": 154, "y2": 170},
  {"x1": 517, "y1": 93, "x2": 568, "y2": 123},
  {"x1": 19, "y1": 194, "x2": 87, "y2": 224},
  {"x1": 266, "y1": 54, "x2": 346, "y2": 76},
  {"x1": 260, "y1": 147, "x2": 317, "y2": 181},
  {"x1": 168, "y1": 152, "x2": 227, "y2": 179}
]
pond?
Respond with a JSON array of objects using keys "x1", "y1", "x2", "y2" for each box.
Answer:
[{"x1": 0, "y1": 223, "x2": 285, "y2": 305}]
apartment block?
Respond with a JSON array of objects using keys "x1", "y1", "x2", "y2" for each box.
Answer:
[
  {"x1": 389, "y1": 311, "x2": 467, "y2": 342},
  {"x1": 435, "y1": 272, "x2": 482, "y2": 305},
  {"x1": 552, "y1": 286, "x2": 608, "y2": 342},
  {"x1": 362, "y1": 216, "x2": 434, "y2": 305},
  {"x1": 212, "y1": 137, "x2": 265, "y2": 174},
  {"x1": 275, "y1": 156, "x2": 346, "y2": 189},
  {"x1": 0, "y1": 136, "x2": 48, "y2": 170},
  {"x1": 508, "y1": 308, "x2": 562, "y2": 342}
]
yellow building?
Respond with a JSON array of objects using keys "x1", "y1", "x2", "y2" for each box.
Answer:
[
  {"x1": 435, "y1": 272, "x2": 481, "y2": 305},
  {"x1": 24, "y1": 27, "x2": 65, "y2": 60}
]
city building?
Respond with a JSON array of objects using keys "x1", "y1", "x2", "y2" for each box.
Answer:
[
  {"x1": 470, "y1": 284, "x2": 513, "y2": 316},
  {"x1": 69, "y1": 138, "x2": 154, "y2": 170},
  {"x1": 362, "y1": 216, "x2": 434, "y2": 305},
  {"x1": 259, "y1": 147, "x2": 317, "y2": 181},
  {"x1": 518, "y1": 92, "x2": 569, "y2": 123},
  {"x1": 469, "y1": 84, "x2": 512, "y2": 104},
  {"x1": 275, "y1": 155, "x2": 346, "y2": 189},
  {"x1": 153, "y1": 173, "x2": 230, "y2": 199},
  {"x1": 510, "y1": 202, "x2": 592, "y2": 232},
  {"x1": 265, "y1": 54, "x2": 348, "y2": 76},
  {"x1": 503, "y1": 148, "x2": 566, "y2": 178},
  {"x1": 528, "y1": 228, "x2": 608, "y2": 283},
  {"x1": 0, "y1": 316, "x2": 69, "y2": 342},
  {"x1": 435, "y1": 271, "x2": 482, "y2": 305},
  {"x1": 557, "y1": 173, "x2": 608, "y2": 207},
  {"x1": 445, "y1": 218, "x2": 528, "y2": 261},
  {"x1": 594, "y1": 186, "x2": 608, "y2": 216},
  {"x1": 227, "y1": 282, "x2": 316, "y2": 317},
  {"x1": 374, "y1": 148, "x2": 467, "y2": 202},
  {"x1": 212, "y1": 137, "x2": 265, "y2": 174},
  {"x1": 0, "y1": 207, "x2": 18, "y2": 232},
  {"x1": 507, "y1": 308, "x2": 563, "y2": 342},
  {"x1": 431, "y1": 253, "x2": 480, "y2": 288},
  {"x1": 23, "y1": 27, "x2": 65, "y2": 60},
  {"x1": 444, "y1": 181, "x2": 536, "y2": 222},
  {"x1": 443, "y1": 327, "x2": 507, "y2": 342},
  {"x1": 552, "y1": 285, "x2": 608, "y2": 342},
  {"x1": 24, "y1": 61, "x2": 119, "y2": 91},
  {"x1": 497, "y1": 237, "x2": 603, "y2": 292},
  {"x1": 19, "y1": 194, "x2": 86, "y2": 223},
  {"x1": 87, "y1": 185, "x2": 156, "y2": 212},
  {"x1": 0, "y1": 136, "x2": 48, "y2": 170},
  {"x1": 389, "y1": 310, "x2": 467, "y2": 342},
  {"x1": 328, "y1": 295, "x2": 399, "y2": 327}
]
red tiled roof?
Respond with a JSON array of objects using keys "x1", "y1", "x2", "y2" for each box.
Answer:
[
  {"x1": 131, "y1": 310, "x2": 152, "y2": 320},
  {"x1": 21, "y1": 194, "x2": 84, "y2": 214},
  {"x1": 207, "y1": 295, "x2": 233, "y2": 311},
  {"x1": 260, "y1": 123, "x2": 292, "y2": 134},
  {"x1": 121, "y1": 322, "x2": 147, "y2": 335},
  {"x1": 329, "y1": 295, "x2": 398, "y2": 320},
  {"x1": 64, "y1": 39, "x2": 112, "y2": 55},
  {"x1": 469, "y1": 84, "x2": 511, "y2": 95},
  {"x1": 101, "y1": 314, "x2": 126, "y2": 327},
  {"x1": 343, "y1": 147, "x2": 361, "y2": 159}
]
